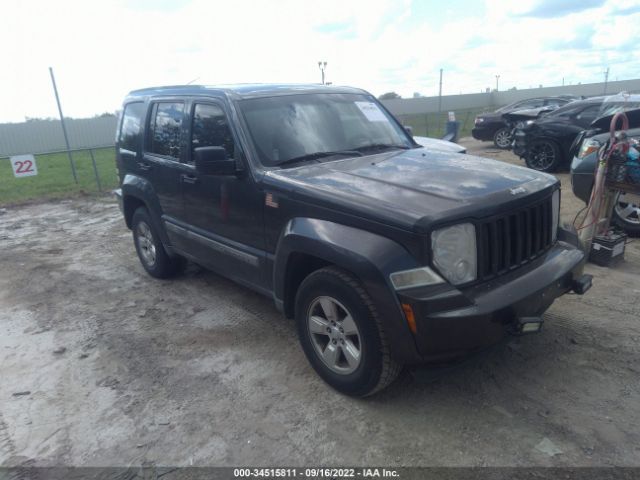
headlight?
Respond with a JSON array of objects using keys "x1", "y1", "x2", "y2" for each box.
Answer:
[
  {"x1": 475, "y1": 117, "x2": 484, "y2": 124},
  {"x1": 431, "y1": 223, "x2": 477, "y2": 285},
  {"x1": 552, "y1": 190, "x2": 560, "y2": 241},
  {"x1": 577, "y1": 139, "x2": 601, "y2": 159}
]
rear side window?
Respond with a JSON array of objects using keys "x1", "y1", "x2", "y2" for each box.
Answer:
[
  {"x1": 520, "y1": 99, "x2": 544, "y2": 109},
  {"x1": 119, "y1": 102, "x2": 145, "y2": 151},
  {"x1": 549, "y1": 103, "x2": 588, "y2": 118},
  {"x1": 190, "y1": 103, "x2": 235, "y2": 162},
  {"x1": 545, "y1": 99, "x2": 566, "y2": 107},
  {"x1": 149, "y1": 102, "x2": 185, "y2": 159}
]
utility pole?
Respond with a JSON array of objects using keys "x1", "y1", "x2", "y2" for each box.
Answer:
[
  {"x1": 603, "y1": 67, "x2": 610, "y2": 94},
  {"x1": 438, "y1": 68, "x2": 443, "y2": 113},
  {"x1": 49, "y1": 67, "x2": 77, "y2": 184},
  {"x1": 495, "y1": 74, "x2": 500, "y2": 91},
  {"x1": 318, "y1": 61, "x2": 327, "y2": 85}
]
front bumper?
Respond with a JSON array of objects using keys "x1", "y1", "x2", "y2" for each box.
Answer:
[
  {"x1": 472, "y1": 125, "x2": 497, "y2": 141},
  {"x1": 397, "y1": 233, "x2": 587, "y2": 363},
  {"x1": 570, "y1": 154, "x2": 596, "y2": 204},
  {"x1": 570, "y1": 171, "x2": 594, "y2": 205}
]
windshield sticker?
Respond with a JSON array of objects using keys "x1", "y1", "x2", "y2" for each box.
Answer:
[{"x1": 355, "y1": 101, "x2": 388, "y2": 122}]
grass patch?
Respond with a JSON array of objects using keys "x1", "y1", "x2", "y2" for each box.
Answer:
[
  {"x1": 0, "y1": 147, "x2": 117, "y2": 206},
  {"x1": 396, "y1": 107, "x2": 488, "y2": 140}
]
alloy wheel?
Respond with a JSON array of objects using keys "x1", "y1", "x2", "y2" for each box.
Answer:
[
  {"x1": 615, "y1": 192, "x2": 640, "y2": 226},
  {"x1": 136, "y1": 221, "x2": 157, "y2": 267},
  {"x1": 307, "y1": 296, "x2": 362, "y2": 375},
  {"x1": 494, "y1": 129, "x2": 512, "y2": 149},
  {"x1": 528, "y1": 142, "x2": 556, "y2": 170}
]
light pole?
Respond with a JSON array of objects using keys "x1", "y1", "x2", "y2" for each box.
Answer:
[
  {"x1": 318, "y1": 61, "x2": 327, "y2": 85},
  {"x1": 495, "y1": 74, "x2": 500, "y2": 91},
  {"x1": 438, "y1": 68, "x2": 443, "y2": 113}
]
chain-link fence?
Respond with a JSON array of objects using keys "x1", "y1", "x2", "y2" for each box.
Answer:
[
  {"x1": 0, "y1": 114, "x2": 118, "y2": 206},
  {"x1": 0, "y1": 146, "x2": 117, "y2": 206},
  {"x1": 394, "y1": 107, "x2": 485, "y2": 139}
]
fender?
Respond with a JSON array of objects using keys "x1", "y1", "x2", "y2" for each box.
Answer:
[
  {"x1": 121, "y1": 174, "x2": 171, "y2": 248},
  {"x1": 274, "y1": 217, "x2": 423, "y2": 364}
]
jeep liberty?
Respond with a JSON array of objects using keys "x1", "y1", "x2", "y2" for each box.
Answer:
[{"x1": 114, "y1": 84, "x2": 592, "y2": 396}]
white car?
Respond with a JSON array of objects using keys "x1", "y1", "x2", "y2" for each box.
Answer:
[{"x1": 413, "y1": 135, "x2": 466, "y2": 154}]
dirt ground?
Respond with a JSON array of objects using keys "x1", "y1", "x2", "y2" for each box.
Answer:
[{"x1": 1, "y1": 139, "x2": 639, "y2": 468}]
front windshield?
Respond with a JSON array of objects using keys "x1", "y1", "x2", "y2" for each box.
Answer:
[{"x1": 238, "y1": 93, "x2": 413, "y2": 166}]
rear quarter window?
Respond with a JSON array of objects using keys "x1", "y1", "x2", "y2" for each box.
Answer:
[{"x1": 119, "y1": 102, "x2": 145, "y2": 151}]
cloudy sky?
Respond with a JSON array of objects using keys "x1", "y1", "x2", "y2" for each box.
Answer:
[{"x1": 1, "y1": 0, "x2": 638, "y2": 123}]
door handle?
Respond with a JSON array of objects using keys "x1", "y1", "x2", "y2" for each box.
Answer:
[
  {"x1": 137, "y1": 162, "x2": 152, "y2": 171},
  {"x1": 181, "y1": 174, "x2": 198, "y2": 184}
]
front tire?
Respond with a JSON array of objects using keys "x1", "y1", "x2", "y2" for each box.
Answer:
[
  {"x1": 493, "y1": 127, "x2": 512, "y2": 149},
  {"x1": 295, "y1": 267, "x2": 401, "y2": 397},
  {"x1": 132, "y1": 207, "x2": 183, "y2": 278},
  {"x1": 525, "y1": 139, "x2": 562, "y2": 172}
]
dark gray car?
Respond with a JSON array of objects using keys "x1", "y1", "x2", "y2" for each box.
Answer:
[{"x1": 571, "y1": 127, "x2": 640, "y2": 235}]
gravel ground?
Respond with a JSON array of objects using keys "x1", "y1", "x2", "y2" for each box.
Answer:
[{"x1": 1, "y1": 140, "x2": 639, "y2": 468}]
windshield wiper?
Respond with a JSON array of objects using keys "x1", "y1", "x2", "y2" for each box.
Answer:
[
  {"x1": 353, "y1": 143, "x2": 412, "y2": 153},
  {"x1": 277, "y1": 150, "x2": 363, "y2": 167}
]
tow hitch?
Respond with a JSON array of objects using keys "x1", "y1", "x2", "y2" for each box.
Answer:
[{"x1": 572, "y1": 274, "x2": 593, "y2": 295}]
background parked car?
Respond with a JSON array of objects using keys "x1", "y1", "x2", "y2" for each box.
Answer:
[
  {"x1": 502, "y1": 106, "x2": 566, "y2": 146},
  {"x1": 571, "y1": 109, "x2": 640, "y2": 236},
  {"x1": 515, "y1": 96, "x2": 640, "y2": 172},
  {"x1": 472, "y1": 96, "x2": 578, "y2": 149},
  {"x1": 513, "y1": 97, "x2": 606, "y2": 172}
]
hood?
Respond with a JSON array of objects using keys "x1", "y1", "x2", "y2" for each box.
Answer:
[
  {"x1": 588, "y1": 127, "x2": 640, "y2": 143},
  {"x1": 412, "y1": 136, "x2": 466, "y2": 153},
  {"x1": 266, "y1": 148, "x2": 557, "y2": 231},
  {"x1": 477, "y1": 111, "x2": 502, "y2": 120}
]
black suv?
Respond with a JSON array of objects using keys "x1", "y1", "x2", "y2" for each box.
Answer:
[
  {"x1": 512, "y1": 97, "x2": 607, "y2": 172},
  {"x1": 513, "y1": 97, "x2": 640, "y2": 172},
  {"x1": 473, "y1": 96, "x2": 577, "y2": 149},
  {"x1": 115, "y1": 84, "x2": 590, "y2": 396}
]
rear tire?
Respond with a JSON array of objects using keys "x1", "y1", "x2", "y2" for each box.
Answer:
[
  {"x1": 295, "y1": 266, "x2": 401, "y2": 397},
  {"x1": 493, "y1": 127, "x2": 512, "y2": 149},
  {"x1": 132, "y1": 207, "x2": 184, "y2": 278},
  {"x1": 525, "y1": 139, "x2": 562, "y2": 172}
]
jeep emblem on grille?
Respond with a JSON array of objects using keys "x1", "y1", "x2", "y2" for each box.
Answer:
[{"x1": 510, "y1": 186, "x2": 527, "y2": 195}]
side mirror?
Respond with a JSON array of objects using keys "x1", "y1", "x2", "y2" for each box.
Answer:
[
  {"x1": 194, "y1": 146, "x2": 236, "y2": 176},
  {"x1": 404, "y1": 125, "x2": 414, "y2": 136}
]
